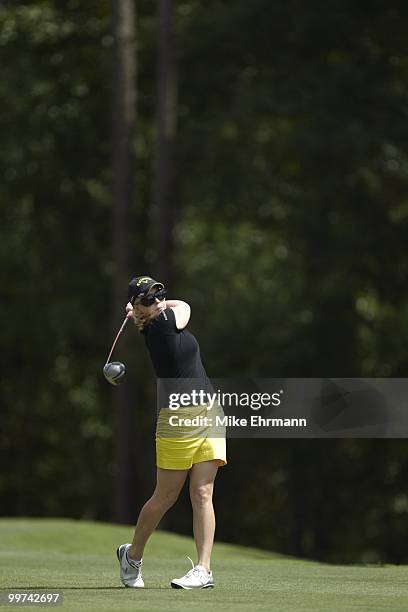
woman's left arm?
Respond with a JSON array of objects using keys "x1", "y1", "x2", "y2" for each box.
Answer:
[{"x1": 165, "y1": 300, "x2": 191, "y2": 330}]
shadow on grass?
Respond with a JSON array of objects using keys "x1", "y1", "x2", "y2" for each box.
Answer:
[{"x1": 0, "y1": 586, "x2": 169, "y2": 591}]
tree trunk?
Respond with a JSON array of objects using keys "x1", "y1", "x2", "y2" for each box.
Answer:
[
  {"x1": 110, "y1": 0, "x2": 138, "y2": 524},
  {"x1": 151, "y1": 0, "x2": 178, "y2": 285}
]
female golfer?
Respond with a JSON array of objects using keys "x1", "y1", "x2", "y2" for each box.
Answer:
[{"x1": 117, "y1": 276, "x2": 227, "y2": 589}]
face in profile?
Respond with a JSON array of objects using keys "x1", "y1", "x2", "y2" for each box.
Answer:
[{"x1": 133, "y1": 295, "x2": 166, "y2": 320}]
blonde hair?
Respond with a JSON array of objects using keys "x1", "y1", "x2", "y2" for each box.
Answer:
[{"x1": 132, "y1": 307, "x2": 156, "y2": 331}]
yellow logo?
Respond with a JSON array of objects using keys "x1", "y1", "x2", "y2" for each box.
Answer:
[{"x1": 136, "y1": 276, "x2": 152, "y2": 286}]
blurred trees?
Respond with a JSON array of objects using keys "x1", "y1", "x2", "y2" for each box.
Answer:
[
  {"x1": 1, "y1": 0, "x2": 408, "y2": 563},
  {"x1": 151, "y1": 0, "x2": 177, "y2": 284}
]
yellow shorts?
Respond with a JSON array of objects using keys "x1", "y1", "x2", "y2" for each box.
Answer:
[
  {"x1": 156, "y1": 435, "x2": 227, "y2": 470},
  {"x1": 155, "y1": 404, "x2": 227, "y2": 470}
]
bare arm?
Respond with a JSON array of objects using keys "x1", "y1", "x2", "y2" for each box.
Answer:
[{"x1": 166, "y1": 299, "x2": 191, "y2": 330}]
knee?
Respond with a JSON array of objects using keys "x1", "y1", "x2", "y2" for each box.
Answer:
[
  {"x1": 151, "y1": 488, "x2": 180, "y2": 510},
  {"x1": 190, "y1": 484, "x2": 213, "y2": 507}
]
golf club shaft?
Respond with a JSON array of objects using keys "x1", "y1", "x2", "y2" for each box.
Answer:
[{"x1": 105, "y1": 316, "x2": 129, "y2": 365}]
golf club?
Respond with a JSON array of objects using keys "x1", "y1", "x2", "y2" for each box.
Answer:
[{"x1": 103, "y1": 315, "x2": 129, "y2": 385}]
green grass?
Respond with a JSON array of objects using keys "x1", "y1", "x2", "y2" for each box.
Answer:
[{"x1": 0, "y1": 519, "x2": 407, "y2": 611}]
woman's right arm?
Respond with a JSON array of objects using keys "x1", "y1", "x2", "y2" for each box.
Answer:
[{"x1": 166, "y1": 300, "x2": 191, "y2": 330}]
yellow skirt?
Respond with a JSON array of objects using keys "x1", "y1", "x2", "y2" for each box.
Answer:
[{"x1": 156, "y1": 404, "x2": 227, "y2": 470}]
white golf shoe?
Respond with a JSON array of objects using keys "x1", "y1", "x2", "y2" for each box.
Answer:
[
  {"x1": 171, "y1": 556, "x2": 214, "y2": 589},
  {"x1": 116, "y1": 543, "x2": 144, "y2": 588}
]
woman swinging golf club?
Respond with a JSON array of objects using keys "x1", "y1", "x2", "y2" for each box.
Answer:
[{"x1": 117, "y1": 275, "x2": 227, "y2": 589}]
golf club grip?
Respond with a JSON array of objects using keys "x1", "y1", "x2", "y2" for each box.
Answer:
[{"x1": 105, "y1": 316, "x2": 129, "y2": 365}]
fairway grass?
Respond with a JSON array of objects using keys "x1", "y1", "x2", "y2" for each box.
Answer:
[{"x1": 0, "y1": 519, "x2": 407, "y2": 611}]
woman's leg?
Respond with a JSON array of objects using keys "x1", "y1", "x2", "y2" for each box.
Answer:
[
  {"x1": 129, "y1": 467, "x2": 188, "y2": 561},
  {"x1": 189, "y1": 460, "x2": 219, "y2": 572}
]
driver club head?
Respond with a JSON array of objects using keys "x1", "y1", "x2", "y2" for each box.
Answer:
[{"x1": 103, "y1": 361, "x2": 127, "y2": 386}]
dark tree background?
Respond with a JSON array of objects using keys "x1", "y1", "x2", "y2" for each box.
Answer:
[{"x1": 1, "y1": 0, "x2": 408, "y2": 564}]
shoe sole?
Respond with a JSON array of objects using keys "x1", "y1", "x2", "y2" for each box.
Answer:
[
  {"x1": 116, "y1": 545, "x2": 126, "y2": 563},
  {"x1": 170, "y1": 581, "x2": 214, "y2": 590}
]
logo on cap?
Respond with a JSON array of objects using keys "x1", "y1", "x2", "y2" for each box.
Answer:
[{"x1": 136, "y1": 277, "x2": 152, "y2": 286}]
